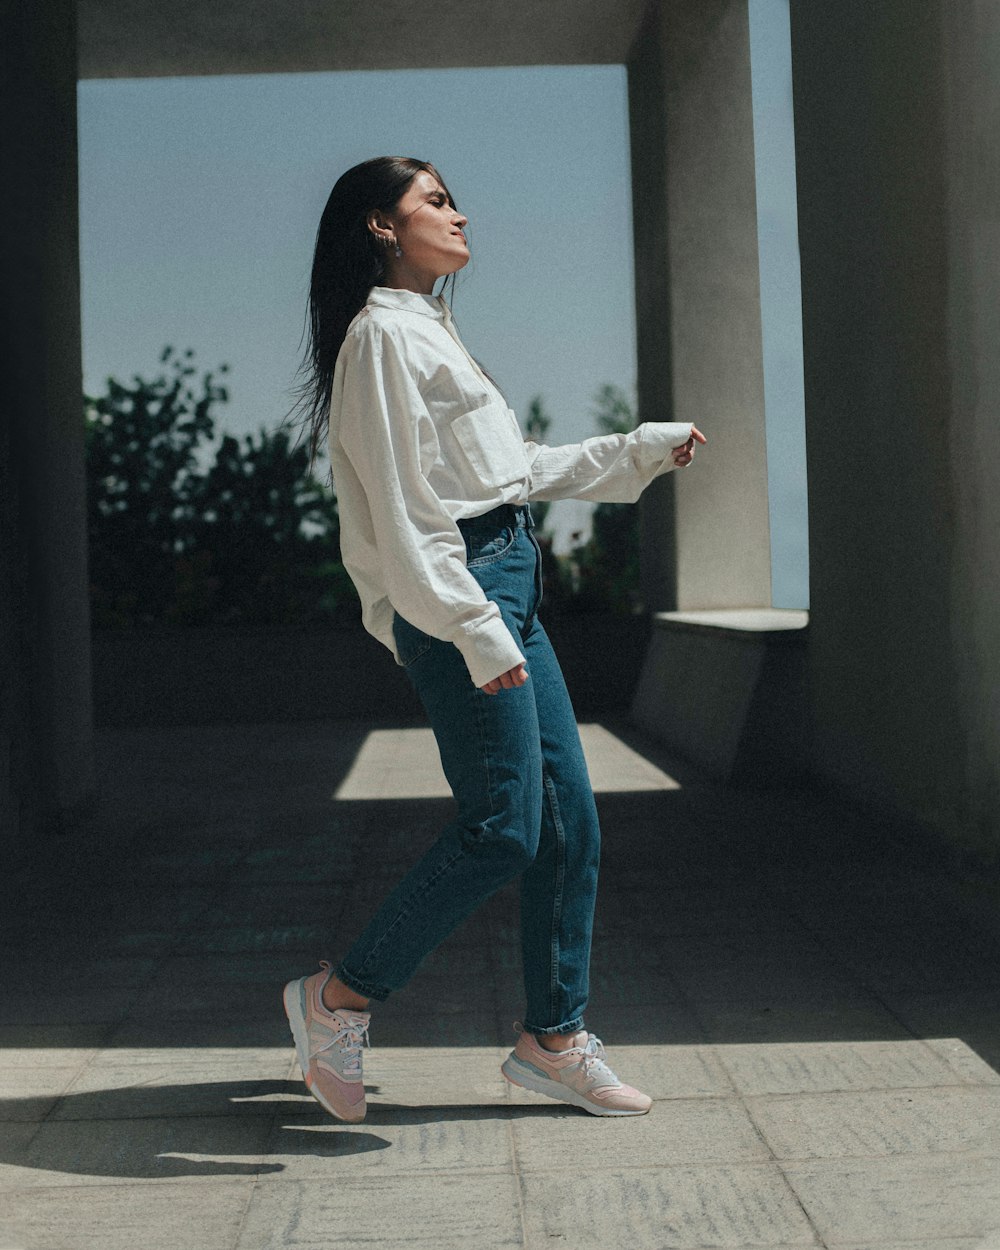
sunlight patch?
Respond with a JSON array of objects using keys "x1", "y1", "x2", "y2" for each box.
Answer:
[{"x1": 333, "y1": 724, "x2": 680, "y2": 801}]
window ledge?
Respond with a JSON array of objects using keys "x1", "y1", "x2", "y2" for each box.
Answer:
[{"x1": 652, "y1": 608, "x2": 809, "y2": 639}]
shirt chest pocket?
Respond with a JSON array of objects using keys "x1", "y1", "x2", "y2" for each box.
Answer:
[{"x1": 449, "y1": 402, "x2": 531, "y2": 490}]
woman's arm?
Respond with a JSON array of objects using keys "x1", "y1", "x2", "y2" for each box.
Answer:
[
  {"x1": 335, "y1": 321, "x2": 527, "y2": 690},
  {"x1": 524, "y1": 421, "x2": 702, "y2": 503}
]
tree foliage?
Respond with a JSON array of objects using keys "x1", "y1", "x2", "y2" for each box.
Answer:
[
  {"x1": 591, "y1": 383, "x2": 635, "y2": 436},
  {"x1": 85, "y1": 346, "x2": 356, "y2": 627}
]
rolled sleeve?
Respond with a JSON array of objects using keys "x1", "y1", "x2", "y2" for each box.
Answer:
[
  {"x1": 335, "y1": 322, "x2": 526, "y2": 687},
  {"x1": 524, "y1": 420, "x2": 694, "y2": 504}
]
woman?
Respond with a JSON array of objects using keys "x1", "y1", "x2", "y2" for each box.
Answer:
[{"x1": 283, "y1": 156, "x2": 706, "y2": 1122}]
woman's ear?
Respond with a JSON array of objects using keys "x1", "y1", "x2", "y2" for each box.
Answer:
[{"x1": 367, "y1": 210, "x2": 393, "y2": 243}]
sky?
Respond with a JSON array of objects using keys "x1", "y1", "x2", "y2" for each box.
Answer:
[{"x1": 77, "y1": 12, "x2": 808, "y2": 602}]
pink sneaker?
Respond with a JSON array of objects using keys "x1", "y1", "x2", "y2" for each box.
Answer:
[
  {"x1": 501, "y1": 1022, "x2": 652, "y2": 1116},
  {"x1": 283, "y1": 960, "x2": 370, "y2": 1123}
]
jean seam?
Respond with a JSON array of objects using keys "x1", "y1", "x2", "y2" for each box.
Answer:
[
  {"x1": 465, "y1": 525, "x2": 517, "y2": 568},
  {"x1": 334, "y1": 962, "x2": 391, "y2": 1002},
  {"x1": 522, "y1": 1016, "x2": 585, "y2": 1036},
  {"x1": 541, "y1": 769, "x2": 567, "y2": 1024},
  {"x1": 527, "y1": 528, "x2": 544, "y2": 619},
  {"x1": 400, "y1": 639, "x2": 433, "y2": 667},
  {"x1": 393, "y1": 611, "x2": 434, "y2": 667},
  {"x1": 474, "y1": 678, "x2": 496, "y2": 823}
]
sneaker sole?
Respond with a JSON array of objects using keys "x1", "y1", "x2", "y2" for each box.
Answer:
[
  {"x1": 282, "y1": 977, "x2": 365, "y2": 1123},
  {"x1": 501, "y1": 1053, "x2": 650, "y2": 1117}
]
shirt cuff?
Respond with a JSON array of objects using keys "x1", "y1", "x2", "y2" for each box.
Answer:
[
  {"x1": 636, "y1": 422, "x2": 695, "y2": 467},
  {"x1": 453, "y1": 614, "x2": 527, "y2": 688}
]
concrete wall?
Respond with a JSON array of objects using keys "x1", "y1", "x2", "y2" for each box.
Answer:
[
  {"x1": 941, "y1": 0, "x2": 1000, "y2": 855},
  {"x1": 89, "y1": 614, "x2": 652, "y2": 728},
  {"x1": 631, "y1": 610, "x2": 809, "y2": 784},
  {"x1": 76, "y1": 0, "x2": 649, "y2": 77},
  {"x1": 1, "y1": 0, "x2": 96, "y2": 850},
  {"x1": 790, "y1": 1, "x2": 1000, "y2": 858},
  {"x1": 628, "y1": 0, "x2": 771, "y2": 614}
]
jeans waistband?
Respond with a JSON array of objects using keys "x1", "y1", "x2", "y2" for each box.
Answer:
[{"x1": 457, "y1": 502, "x2": 534, "y2": 531}]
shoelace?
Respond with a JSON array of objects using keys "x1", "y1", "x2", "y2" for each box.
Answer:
[
  {"x1": 312, "y1": 1019, "x2": 370, "y2": 1076},
  {"x1": 577, "y1": 1035, "x2": 621, "y2": 1087}
]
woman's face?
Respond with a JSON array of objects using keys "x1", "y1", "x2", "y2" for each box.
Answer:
[{"x1": 377, "y1": 170, "x2": 470, "y2": 287}]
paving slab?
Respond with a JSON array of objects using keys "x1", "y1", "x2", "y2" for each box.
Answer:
[
  {"x1": 783, "y1": 1154, "x2": 1000, "y2": 1242},
  {"x1": 715, "y1": 1037, "x2": 963, "y2": 1095},
  {"x1": 880, "y1": 990, "x2": 1000, "y2": 1074},
  {"x1": 48, "y1": 1063, "x2": 297, "y2": 1121},
  {"x1": 804, "y1": 924, "x2": 1000, "y2": 995},
  {"x1": 577, "y1": 998, "x2": 707, "y2": 1047},
  {"x1": 825, "y1": 1240, "x2": 987, "y2": 1250},
  {"x1": 694, "y1": 998, "x2": 913, "y2": 1044},
  {"x1": 367, "y1": 1005, "x2": 504, "y2": 1047},
  {"x1": 661, "y1": 931, "x2": 867, "y2": 1004},
  {"x1": 259, "y1": 1106, "x2": 515, "y2": 1178},
  {"x1": 598, "y1": 886, "x2": 810, "y2": 936},
  {"x1": 0, "y1": 1180, "x2": 254, "y2": 1250},
  {"x1": 149, "y1": 952, "x2": 329, "y2": 988},
  {"x1": 518, "y1": 1164, "x2": 821, "y2": 1248},
  {"x1": 361, "y1": 1045, "x2": 510, "y2": 1106},
  {"x1": 101, "y1": 1018, "x2": 292, "y2": 1052},
  {"x1": 0, "y1": 1115, "x2": 275, "y2": 1188},
  {"x1": 0, "y1": 1069, "x2": 84, "y2": 1123},
  {"x1": 510, "y1": 1095, "x2": 770, "y2": 1168},
  {"x1": 924, "y1": 1036, "x2": 1000, "y2": 1086},
  {"x1": 1, "y1": 955, "x2": 157, "y2": 991},
  {"x1": 84, "y1": 1042, "x2": 293, "y2": 1072},
  {"x1": 129, "y1": 978, "x2": 289, "y2": 1023},
  {"x1": 0, "y1": 1124, "x2": 42, "y2": 1171},
  {"x1": 0, "y1": 1026, "x2": 110, "y2": 1065},
  {"x1": 0, "y1": 986, "x2": 136, "y2": 1028},
  {"x1": 234, "y1": 1174, "x2": 524, "y2": 1249},
  {"x1": 747, "y1": 1085, "x2": 1000, "y2": 1159}
]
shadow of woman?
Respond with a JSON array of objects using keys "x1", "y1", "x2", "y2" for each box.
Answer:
[{"x1": 0, "y1": 1079, "x2": 390, "y2": 1181}]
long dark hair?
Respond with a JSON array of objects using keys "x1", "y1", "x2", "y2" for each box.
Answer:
[{"x1": 285, "y1": 156, "x2": 460, "y2": 479}]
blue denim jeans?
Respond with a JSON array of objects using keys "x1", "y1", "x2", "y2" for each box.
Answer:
[{"x1": 334, "y1": 502, "x2": 601, "y2": 1035}]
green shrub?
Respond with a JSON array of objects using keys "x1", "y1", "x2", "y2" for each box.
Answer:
[{"x1": 84, "y1": 346, "x2": 357, "y2": 627}]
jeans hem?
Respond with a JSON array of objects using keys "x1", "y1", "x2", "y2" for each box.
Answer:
[
  {"x1": 334, "y1": 963, "x2": 390, "y2": 1003},
  {"x1": 521, "y1": 1016, "x2": 585, "y2": 1036}
]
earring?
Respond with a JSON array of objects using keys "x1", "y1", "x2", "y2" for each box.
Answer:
[{"x1": 377, "y1": 233, "x2": 402, "y2": 259}]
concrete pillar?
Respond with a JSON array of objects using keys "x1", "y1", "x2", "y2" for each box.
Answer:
[
  {"x1": 941, "y1": 0, "x2": 1000, "y2": 854},
  {"x1": 1, "y1": 0, "x2": 95, "y2": 847},
  {"x1": 789, "y1": 1, "x2": 999, "y2": 855},
  {"x1": 628, "y1": 0, "x2": 770, "y2": 612}
]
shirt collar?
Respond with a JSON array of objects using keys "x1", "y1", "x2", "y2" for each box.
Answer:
[{"x1": 366, "y1": 286, "x2": 450, "y2": 320}]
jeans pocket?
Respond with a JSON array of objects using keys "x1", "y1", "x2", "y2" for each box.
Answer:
[
  {"x1": 392, "y1": 611, "x2": 433, "y2": 667},
  {"x1": 465, "y1": 524, "x2": 516, "y2": 567}
]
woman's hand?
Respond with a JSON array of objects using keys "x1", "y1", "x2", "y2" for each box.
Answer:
[
  {"x1": 480, "y1": 663, "x2": 528, "y2": 695},
  {"x1": 672, "y1": 425, "x2": 707, "y2": 467}
]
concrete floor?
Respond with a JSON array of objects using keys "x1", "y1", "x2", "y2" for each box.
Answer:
[{"x1": 3, "y1": 715, "x2": 1000, "y2": 1249}]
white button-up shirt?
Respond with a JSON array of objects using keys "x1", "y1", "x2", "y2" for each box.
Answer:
[{"x1": 328, "y1": 285, "x2": 694, "y2": 688}]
